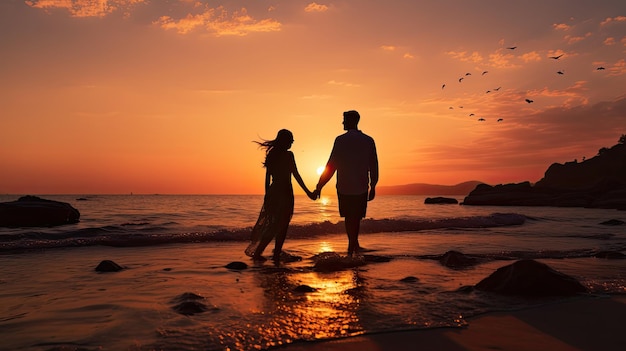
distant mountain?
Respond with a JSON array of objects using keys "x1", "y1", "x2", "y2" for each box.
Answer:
[{"x1": 377, "y1": 181, "x2": 484, "y2": 196}]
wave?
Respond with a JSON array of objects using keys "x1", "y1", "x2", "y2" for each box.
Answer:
[{"x1": 0, "y1": 213, "x2": 526, "y2": 252}]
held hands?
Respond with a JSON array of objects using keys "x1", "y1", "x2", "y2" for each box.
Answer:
[{"x1": 307, "y1": 189, "x2": 319, "y2": 200}]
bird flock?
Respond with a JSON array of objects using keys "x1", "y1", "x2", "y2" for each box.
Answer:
[{"x1": 441, "y1": 45, "x2": 608, "y2": 123}]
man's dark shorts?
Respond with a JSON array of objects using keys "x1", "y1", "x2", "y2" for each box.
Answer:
[{"x1": 338, "y1": 192, "x2": 368, "y2": 218}]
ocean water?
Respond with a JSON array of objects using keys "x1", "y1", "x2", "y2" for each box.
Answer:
[{"x1": 1, "y1": 194, "x2": 625, "y2": 351}]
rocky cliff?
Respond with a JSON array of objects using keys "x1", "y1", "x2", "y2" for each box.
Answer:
[{"x1": 462, "y1": 141, "x2": 626, "y2": 210}]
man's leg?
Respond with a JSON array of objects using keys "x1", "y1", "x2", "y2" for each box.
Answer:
[{"x1": 345, "y1": 215, "x2": 361, "y2": 256}]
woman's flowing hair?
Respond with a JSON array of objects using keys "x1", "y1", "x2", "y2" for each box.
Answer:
[{"x1": 254, "y1": 129, "x2": 293, "y2": 168}]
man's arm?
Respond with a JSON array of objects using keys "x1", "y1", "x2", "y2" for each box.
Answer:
[
  {"x1": 315, "y1": 140, "x2": 338, "y2": 196},
  {"x1": 316, "y1": 161, "x2": 336, "y2": 194},
  {"x1": 368, "y1": 140, "x2": 379, "y2": 201}
]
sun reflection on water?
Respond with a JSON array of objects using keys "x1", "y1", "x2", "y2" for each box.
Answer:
[
  {"x1": 318, "y1": 241, "x2": 335, "y2": 253},
  {"x1": 249, "y1": 266, "x2": 364, "y2": 349},
  {"x1": 318, "y1": 196, "x2": 331, "y2": 207}
]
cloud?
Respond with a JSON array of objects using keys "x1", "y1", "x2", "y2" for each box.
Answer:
[
  {"x1": 600, "y1": 16, "x2": 626, "y2": 26},
  {"x1": 553, "y1": 23, "x2": 571, "y2": 31},
  {"x1": 416, "y1": 96, "x2": 626, "y2": 177},
  {"x1": 327, "y1": 80, "x2": 360, "y2": 88},
  {"x1": 156, "y1": 12, "x2": 208, "y2": 34},
  {"x1": 381, "y1": 45, "x2": 396, "y2": 51},
  {"x1": 607, "y1": 59, "x2": 626, "y2": 77},
  {"x1": 305, "y1": 2, "x2": 329, "y2": 13},
  {"x1": 403, "y1": 53, "x2": 414, "y2": 59},
  {"x1": 446, "y1": 51, "x2": 484, "y2": 63},
  {"x1": 604, "y1": 37, "x2": 616, "y2": 46},
  {"x1": 564, "y1": 32, "x2": 592, "y2": 44},
  {"x1": 520, "y1": 51, "x2": 542, "y2": 63},
  {"x1": 533, "y1": 81, "x2": 589, "y2": 107},
  {"x1": 25, "y1": 0, "x2": 147, "y2": 18},
  {"x1": 547, "y1": 49, "x2": 568, "y2": 58},
  {"x1": 488, "y1": 51, "x2": 519, "y2": 68},
  {"x1": 154, "y1": 7, "x2": 281, "y2": 36},
  {"x1": 26, "y1": 1, "x2": 281, "y2": 36}
]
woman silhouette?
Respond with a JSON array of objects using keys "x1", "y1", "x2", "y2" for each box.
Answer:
[{"x1": 245, "y1": 129, "x2": 315, "y2": 262}]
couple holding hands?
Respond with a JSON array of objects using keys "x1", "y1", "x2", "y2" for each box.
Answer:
[{"x1": 245, "y1": 110, "x2": 379, "y2": 262}]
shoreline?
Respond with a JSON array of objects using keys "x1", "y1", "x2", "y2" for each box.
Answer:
[{"x1": 276, "y1": 295, "x2": 626, "y2": 351}]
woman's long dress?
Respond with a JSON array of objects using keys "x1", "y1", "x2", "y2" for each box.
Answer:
[{"x1": 245, "y1": 151, "x2": 295, "y2": 257}]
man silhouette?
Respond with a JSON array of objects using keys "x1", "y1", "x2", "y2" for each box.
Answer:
[{"x1": 314, "y1": 110, "x2": 379, "y2": 256}]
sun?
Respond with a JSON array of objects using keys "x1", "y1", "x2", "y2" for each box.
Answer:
[{"x1": 316, "y1": 166, "x2": 325, "y2": 175}]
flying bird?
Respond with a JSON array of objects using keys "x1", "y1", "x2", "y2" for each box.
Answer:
[
  {"x1": 465, "y1": 72, "x2": 472, "y2": 76},
  {"x1": 486, "y1": 90, "x2": 491, "y2": 93},
  {"x1": 597, "y1": 67, "x2": 605, "y2": 70},
  {"x1": 482, "y1": 71, "x2": 489, "y2": 75},
  {"x1": 497, "y1": 118, "x2": 503, "y2": 122},
  {"x1": 494, "y1": 87, "x2": 501, "y2": 91},
  {"x1": 506, "y1": 46, "x2": 517, "y2": 50},
  {"x1": 449, "y1": 106, "x2": 454, "y2": 109},
  {"x1": 442, "y1": 84, "x2": 446, "y2": 89},
  {"x1": 459, "y1": 77, "x2": 464, "y2": 82},
  {"x1": 557, "y1": 70, "x2": 565, "y2": 75},
  {"x1": 469, "y1": 113, "x2": 475, "y2": 116},
  {"x1": 525, "y1": 99, "x2": 534, "y2": 103},
  {"x1": 478, "y1": 118, "x2": 485, "y2": 121},
  {"x1": 549, "y1": 54, "x2": 564, "y2": 60}
]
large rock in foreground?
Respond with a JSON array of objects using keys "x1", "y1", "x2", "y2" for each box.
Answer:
[
  {"x1": 475, "y1": 259, "x2": 587, "y2": 296},
  {"x1": 463, "y1": 142, "x2": 626, "y2": 209},
  {"x1": 0, "y1": 196, "x2": 80, "y2": 227}
]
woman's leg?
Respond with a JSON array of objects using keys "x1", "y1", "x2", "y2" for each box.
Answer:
[
  {"x1": 272, "y1": 219, "x2": 290, "y2": 261},
  {"x1": 253, "y1": 234, "x2": 273, "y2": 260}
]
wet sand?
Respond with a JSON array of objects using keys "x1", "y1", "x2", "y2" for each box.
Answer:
[{"x1": 278, "y1": 295, "x2": 626, "y2": 351}]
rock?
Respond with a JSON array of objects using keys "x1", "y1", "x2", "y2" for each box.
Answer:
[
  {"x1": 312, "y1": 252, "x2": 367, "y2": 272},
  {"x1": 95, "y1": 260, "x2": 124, "y2": 272},
  {"x1": 456, "y1": 285, "x2": 475, "y2": 293},
  {"x1": 173, "y1": 292, "x2": 205, "y2": 301},
  {"x1": 172, "y1": 301, "x2": 210, "y2": 315},
  {"x1": 0, "y1": 195, "x2": 80, "y2": 227},
  {"x1": 170, "y1": 292, "x2": 217, "y2": 315},
  {"x1": 599, "y1": 219, "x2": 625, "y2": 226},
  {"x1": 225, "y1": 261, "x2": 248, "y2": 270},
  {"x1": 594, "y1": 251, "x2": 626, "y2": 259},
  {"x1": 363, "y1": 254, "x2": 392, "y2": 263},
  {"x1": 425, "y1": 197, "x2": 459, "y2": 204},
  {"x1": 400, "y1": 276, "x2": 419, "y2": 283},
  {"x1": 294, "y1": 285, "x2": 317, "y2": 293},
  {"x1": 475, "y1": 259, "x2": 587, "y2": 296},
  {"x1": 462, "y1": 142, "x2": 626, "y2": 209},
  {"x1": 276, "y1": 251, "x2": 303, "y2": 263},
  {"x1": 439, "y1": 250, "x2": 480, "y2": 268}
]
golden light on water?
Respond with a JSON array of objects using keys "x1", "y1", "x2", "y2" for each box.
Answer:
[
  {"x1": 290, "y1": 270, "x2": 362, "y2": 337},
  {"x1": 250, "y1": 265, "x2": 364, "y2": 347},
  {"x1": 318, "y1": 196, "x2": 331, "y2": 206},
  {"x1": 318, "y1": 241, "x2": 334, "y2": 253}
]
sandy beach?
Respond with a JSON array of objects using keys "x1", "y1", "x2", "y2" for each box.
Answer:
[
  {"x1": 278, "y1": 295, "x2": 626, "y2": 351},
  {"x1": 1, "y1": 235, "x2": 625, "y2": 351}
]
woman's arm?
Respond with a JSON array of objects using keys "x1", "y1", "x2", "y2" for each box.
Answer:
[{"x1": 289, "y1": 152, "x2": 314, "y2": 198}]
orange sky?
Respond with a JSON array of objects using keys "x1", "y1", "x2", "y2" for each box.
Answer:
[{"x1": 1, "y1": 1, "x2": 625, "y2": 194}]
